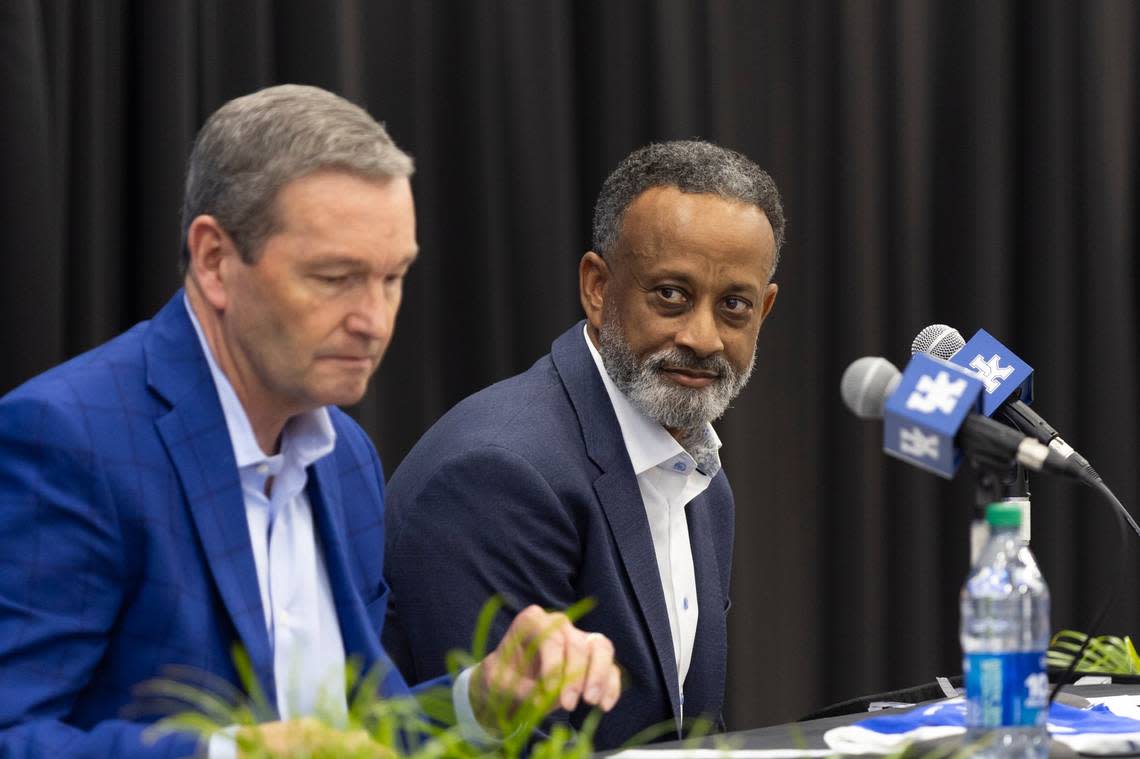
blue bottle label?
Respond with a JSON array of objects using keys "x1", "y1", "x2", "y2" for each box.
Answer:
[{"x1": 964, "y1": 651, "x2": 1049, "y2": 728}]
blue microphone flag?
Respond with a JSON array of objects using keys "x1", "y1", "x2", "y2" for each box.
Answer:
[
  {"x1": 946, "y1": 328, "x2": 1035, "y2": 416},
  {"x1": 883, "y1": 353, "x2": 985, "y2": 478}
]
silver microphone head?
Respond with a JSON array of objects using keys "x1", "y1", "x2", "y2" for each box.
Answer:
[
  {"x1": 911, "y1": 324, "x2": 966, "y2": 360},
  {"x1": 840, "y1": 356, "x2": 902, "y2": 420}
]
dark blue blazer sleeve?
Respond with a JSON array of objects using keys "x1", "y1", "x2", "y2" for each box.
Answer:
[{"x1": 384, "y1": 445, "x2": 580, "y2": 684}]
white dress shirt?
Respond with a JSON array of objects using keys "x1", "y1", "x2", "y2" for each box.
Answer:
[{"x1": 582, "y1": 325, "x2": 721, "y2": 713}]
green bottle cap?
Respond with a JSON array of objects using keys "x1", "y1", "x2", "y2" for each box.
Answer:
[{"x1": 986, "y1": 502, "x2": 1022, "y2": 528}]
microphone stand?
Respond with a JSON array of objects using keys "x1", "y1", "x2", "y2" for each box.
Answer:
[{"x1": 968, "y1": 459, "x2": 1031, "y2": 565}]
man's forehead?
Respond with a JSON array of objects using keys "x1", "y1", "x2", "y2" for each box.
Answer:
[
  {"x1": 625, "y1": 184, "x2": 763, "y2": 218},
  {"x1": 272, "y1": 172, "x2": 415, "y2": 225},
  {"x1": 613, "y1": 188, "x2": 775, "y2": 275},
  {"x1": 303, "y1": 247, "x2": 420, "y2": 267},
  {"x1": 619, "y1": 187, "x2": 770, "y2": 241},
  {"x1": 254, "y1": 172, "x2": 419, "y2": 269},
  {"x1": 274, "y1": 170, "x2": 412, "y2": 204}
]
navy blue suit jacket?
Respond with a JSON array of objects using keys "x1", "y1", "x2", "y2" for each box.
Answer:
[
  {"x1": 0, "y1": 293, "x2": 412, "y2": 758},
  {"x1": 382, "y1": 322, "x2": 734, "y2": 749}
]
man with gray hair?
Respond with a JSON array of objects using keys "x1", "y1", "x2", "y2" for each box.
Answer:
[
  {"x1": 0, "y1": 84, "x2": 619, "y2": 757},
  {"x1": 383, "y1": 140, "x2": 784, "y2": 748}
]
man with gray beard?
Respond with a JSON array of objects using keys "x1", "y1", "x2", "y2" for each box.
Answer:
[{"x1": 383, "y1": 140, "x2": 784, "y2": 748}]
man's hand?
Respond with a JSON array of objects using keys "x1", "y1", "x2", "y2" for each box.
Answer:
[
  {"x1": 469, "y1": 605, "x2": 621, "y2": 728},
  {"x1": 237, "y1": 717, "x2": 391, "y2": 758}
]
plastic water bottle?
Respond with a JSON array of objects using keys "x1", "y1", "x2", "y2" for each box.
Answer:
[{"x1": 960, "y1": 502, "x2": 1051, "y2": 759}]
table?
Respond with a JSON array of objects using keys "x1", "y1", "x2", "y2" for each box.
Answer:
[{"x1": 613, "y1": 683, "x2": 1140, "y2": 757}]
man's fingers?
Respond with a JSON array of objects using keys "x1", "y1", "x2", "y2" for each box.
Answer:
[
  {"x1": 485, "y1": 606, "x2": 623, "y2": 720},
  {"x1": 580, "y1": 631, "x2": 617, "y2": 708},
  {"x1": 509, "y1": 605, "x2": 581, "y2": 709},
  {"x1": 602, "y1": 658, "x2": 622, "y2": 711},
  {"x1": 237, "y1": 718, "x2": 392, "y2": 758},
  {"x1": 524, "y1": 607, "x2": 570, "y2": 679},
  {"x1": 554, "y1": 624, "x2": 589, "y2": 712}
]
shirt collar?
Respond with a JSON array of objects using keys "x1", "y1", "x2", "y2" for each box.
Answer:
[
  {"x1": 183, "y1": 295, "x2": 336, "y2": 469},
  {"x1": 582, "y1": 323, "x2": 721, "y2": 477}
]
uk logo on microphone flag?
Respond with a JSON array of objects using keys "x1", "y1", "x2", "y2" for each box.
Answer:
[
  {"x1": 946, "y1": 329, "x2": 1034, "y2": 416},
  {"x1": 884, "y1": 353, "x2": 985, "y2": 478}
]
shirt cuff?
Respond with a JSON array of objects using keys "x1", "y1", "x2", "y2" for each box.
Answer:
[
  {"x1": 209, "y1": 675, "x2": 498, "y2": 755},
  {"x1": 452, "y1": 665, "x2": 500, "y2": 746},
  {"x1": 207, "y1": 726, "x2": 239, "y2": 759}
]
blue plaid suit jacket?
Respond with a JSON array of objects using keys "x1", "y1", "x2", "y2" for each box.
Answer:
[{"x1": 0, "y1": 292, "x2": 414, "y2": 758}]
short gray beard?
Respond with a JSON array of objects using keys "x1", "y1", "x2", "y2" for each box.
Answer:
[{"x1": 597, "y1": 314, "x2": 755, "y2": 438}]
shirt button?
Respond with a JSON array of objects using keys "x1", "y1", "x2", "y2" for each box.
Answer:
[
  {"x1": 673, "y1": 461, "x2": 686, "y2": 472},
  {"x1": 683, "y1": 597, "x2": 690, "y2": 611},
  {"x1": 256, "y1": 463, "x2": 269, "y2": 476}
]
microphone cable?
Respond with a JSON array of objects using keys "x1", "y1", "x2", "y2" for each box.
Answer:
[{"x1": 1047, "y1": 473, "x2": 1132, "y2": 705}]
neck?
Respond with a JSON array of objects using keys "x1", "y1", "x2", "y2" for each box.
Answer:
[
  {"x1": 184, "y1": 279, "x2": 289, "y2": 455},
  {"x1": 586, "y1": 323, "x2": 602, "y2": 350}
]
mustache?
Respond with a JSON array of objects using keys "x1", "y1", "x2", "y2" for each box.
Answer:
[{"x1": 643, "y1": 347, "x2": 735, "y2": 378}]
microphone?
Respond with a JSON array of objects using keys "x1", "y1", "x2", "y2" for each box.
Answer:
[
  {"x1": 912, "y1": 324, "x2": 1099, "y2": 480},
  {"x1": 839, "y1": 356, "x2": 900, "y2": 419},
  {"x1": 840, "y1": 354, "x2": 1087, "y2": 481}
]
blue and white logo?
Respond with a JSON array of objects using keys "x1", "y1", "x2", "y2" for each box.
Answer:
[
  {"x1": 898, "y1": 427, "x2": 941, "y2": 460},
  {"x1": 969, "y1": 354, "x2": 1016, "y2": 394},
  {"x1": 906, "y1": 371, "x2": 970, "y2": 415},
  {"x1": 883, "y1": 354, "x2": 984, "y2": 478},
  {"x1": 946, "y1": 329, "x2": 1034, "y2": 417}
]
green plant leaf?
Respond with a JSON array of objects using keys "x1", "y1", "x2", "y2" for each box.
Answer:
[
  {"x1": 1048, "y1": 629, "x2": 1139, "y2": 674},
  {"x1": 135, "y1": 596, "x2": 676, "y2": 757}
]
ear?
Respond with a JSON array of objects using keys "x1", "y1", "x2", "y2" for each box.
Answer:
[
  {"x1": 578, "y1": 251, "x2": 610, "y2": 333},
  {"x1": 757, "y1": 282, "x2": 779, "y2": 326},
  {"x1": 185, "y1": 215, "x2": 238, "y2": 311}
]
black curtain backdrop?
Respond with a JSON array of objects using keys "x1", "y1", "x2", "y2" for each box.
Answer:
[{"x1": 2, "y1": 0, "x2": 1138, "y2": 730}]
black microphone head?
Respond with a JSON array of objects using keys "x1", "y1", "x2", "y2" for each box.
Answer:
[
  {"x1": 911, "y1": 324, "x2": 966, "y2": 360},
  {"x1": 840, "y1": 356, "x2": 902, "y2": 420}
]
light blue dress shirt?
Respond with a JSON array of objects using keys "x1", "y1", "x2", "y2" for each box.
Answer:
[{"x1": 184, "y1": 298, "x2": 486, "y2": 755}]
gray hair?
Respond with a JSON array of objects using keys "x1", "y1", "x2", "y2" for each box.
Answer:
[
  {"x1": 180, "y1": 84, "x2": 414, "y2": 270},
  {"x1": 591, "y1": 140, "x2": 786, "y2": 275}
]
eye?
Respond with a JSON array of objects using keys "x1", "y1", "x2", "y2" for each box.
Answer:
[
  {"x1": 722, "y1": 295, "x2": 753, "y2": 315},
  {"x1": 313, "y1": 273, "x2": 351, "y2": 286},
  {"x1": 656, "y1": 286, "x2": 686, "y2": 304}
]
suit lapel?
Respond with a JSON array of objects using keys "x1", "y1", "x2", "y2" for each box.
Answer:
[
  {"x1": 550, "y1": 322, "x2": 682, "y2": 722},
  {"x1": 684, "y1": 488, "x2": 728, "y2": 721},
  {"x1": 146, "y1": 293, "x2": 276, "y2": 702},
  {"x1": 305, "y1": 453, "x2": 381, "y2": 676}
]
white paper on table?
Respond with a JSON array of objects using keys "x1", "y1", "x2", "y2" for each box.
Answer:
[
  {"x1": 614, "y1": 750, "x2": 836, "y2": 758},
  {"x1": 1088, "y1": 695, "x2": 1140, "y2": 722}
]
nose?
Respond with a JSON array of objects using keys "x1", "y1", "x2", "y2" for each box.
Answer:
[
  {"x1": 344, "y1": 278, "x2": 396, "y2": 343},
  {"x1": 674, "y1": 304, "x2": 724, "y2": 358}
]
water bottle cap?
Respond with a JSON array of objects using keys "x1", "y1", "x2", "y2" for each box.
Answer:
[{"x1": 985, "y1": 501, "x2": 1021, "y2": 527}]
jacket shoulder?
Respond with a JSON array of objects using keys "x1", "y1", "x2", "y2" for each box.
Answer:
[
  {"x1": 2, "y1": 322, "x2": 151, "y2": 411},
  {"x1": 402, "y1": 353, "x2": 580, "y2": 464}
]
